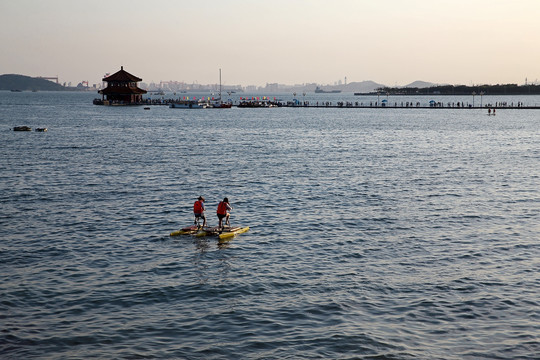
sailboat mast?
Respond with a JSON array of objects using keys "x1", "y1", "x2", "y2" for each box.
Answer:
[{"x1": 219, "y1": 68, "x2": 222, "y2": 99}]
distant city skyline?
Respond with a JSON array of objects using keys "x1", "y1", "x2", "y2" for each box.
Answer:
[{"x1": 1, "y1": 0, "x2": 539, "y2": 87}]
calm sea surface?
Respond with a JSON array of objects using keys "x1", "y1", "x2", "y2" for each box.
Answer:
[{"x1": 1, "y1": 91, "x2": 539, "y2": 359}]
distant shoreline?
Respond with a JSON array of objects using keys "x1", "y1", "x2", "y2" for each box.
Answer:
[
  {"x1": 364, "y1": 84, "x2": 540, "y2": 96},
  {"x1": 3, "y1": 73, "x2": 540, "y2": 95},
  {"x1": 354, "y1": 93, "x2": 540, "y2": 96},
  {"x1": 0, "y1": 74, "x2": 93, "y2": 92}
]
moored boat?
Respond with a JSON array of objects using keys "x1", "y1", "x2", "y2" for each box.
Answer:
[
  {"x1": 211, "y1": 101, "x2": 232, "y2": 108},
  {"x1": 169, "y1": 100, "x2": 206, "y2": 109},
  {"x1": 211, "y1": 69, "x2": 232, "y2": 109}
]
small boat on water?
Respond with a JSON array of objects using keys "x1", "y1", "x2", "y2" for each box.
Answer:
[
  {"x1": 211, "y1": 69, "x2": 232, "y2": 109},
  {"x1": 169, "y1": 100, "x2": 206, "y2": 109},
  {"x1": 211, "y1": 102, "x2": 232, "y2": 108},
  {"x1": 211, "y1": 97, "x2": 232, "y2": 108},
  {"x1": 13, "y1": 126, "x2": 31, "y2": 131},
  {"x1": 315, "y1": 86, "x2": 341, "y2": 94}
]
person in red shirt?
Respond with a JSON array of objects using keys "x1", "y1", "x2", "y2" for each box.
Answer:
[
  {"x1": 193, "y1": 196, "x2": 206, "y2": 227},
  {"x1": 217, "y1": 197, "x2": 233, "y2": 229}
]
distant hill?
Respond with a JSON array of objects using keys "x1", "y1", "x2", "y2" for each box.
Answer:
[
  {"x1": 344, "y1": 80, "x2": 386, "y2": 93},
  {"x1": 403, "y1": 81, "x2": 436, "y2": 89},
  {"x1": 0, "y1": 74, "x2": 67, "y2": 91}
]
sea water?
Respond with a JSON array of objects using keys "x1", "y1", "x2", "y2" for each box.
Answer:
[{"x1": 1, "y1": 91, "x2": 539, "y2": 359}]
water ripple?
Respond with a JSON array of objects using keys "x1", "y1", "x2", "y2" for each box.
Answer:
[{"x1": 1, "y1": 93, "x2": 539, "y2": 359}]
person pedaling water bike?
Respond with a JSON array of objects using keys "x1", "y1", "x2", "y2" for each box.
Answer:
[
  {"x1": 217, "y1": 197, "x2": 233, "y2": 229},
  {"x1": 193, "y1": 196, "x2": 206, "y2": 227}
]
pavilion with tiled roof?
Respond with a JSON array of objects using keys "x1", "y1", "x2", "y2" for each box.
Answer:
[{"x1": 98, "y1": 66, "x2": 147, "y2": 105}]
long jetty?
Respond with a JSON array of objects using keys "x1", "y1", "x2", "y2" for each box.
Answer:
[{"x1": 141, "y1": 98, "x2": 540, "y2": 109}]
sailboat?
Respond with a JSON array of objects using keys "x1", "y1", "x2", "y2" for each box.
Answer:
[{"x1": 212, "y1": 69, "x2": 232, "y2": 108}]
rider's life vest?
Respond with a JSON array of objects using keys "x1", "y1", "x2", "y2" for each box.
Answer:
[
  {"x1": 193, "y1": 201, "x2": 204, "y2": 214},
  {"x1": 217, "y1": 201, "x2": 228, "y2": 215}
]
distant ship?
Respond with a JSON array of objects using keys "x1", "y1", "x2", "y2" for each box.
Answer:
[{"x1": 315, "y1": 86, "x2": 341, "y2": 94}]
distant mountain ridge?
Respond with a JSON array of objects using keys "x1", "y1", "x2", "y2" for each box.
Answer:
[{"x1": 0, "y1": 74, "x2": 67, "y2": 91}]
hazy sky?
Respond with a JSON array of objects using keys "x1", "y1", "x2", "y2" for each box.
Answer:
[{"x1": 1, "y1": 0, "x2": 539, "y2": 87}]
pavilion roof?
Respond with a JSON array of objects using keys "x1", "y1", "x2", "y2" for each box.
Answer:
[
  {"x1": 99, "y1": 86, "x2": 147, "y2": 95},
  {"x1": 103, "y1": 66, "x2": 142, "y2": 82}
]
